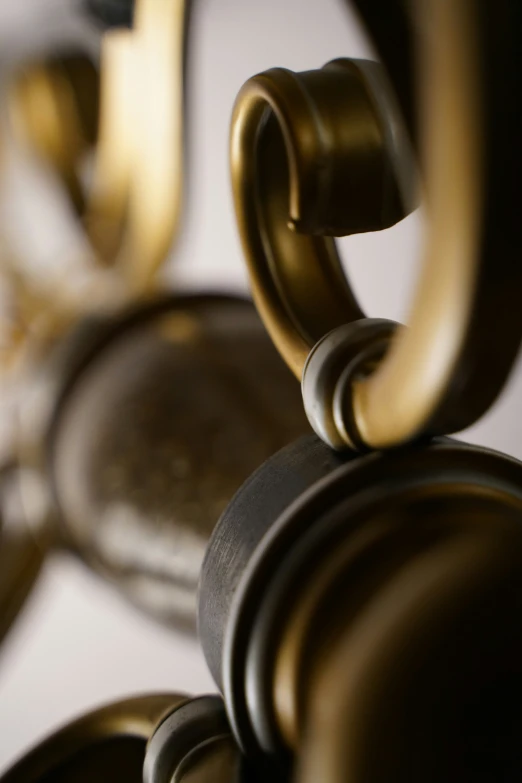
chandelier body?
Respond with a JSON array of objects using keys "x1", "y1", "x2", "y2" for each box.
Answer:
[{"x1": 0, "y1": 0, "x2": 522, "y2": 781}]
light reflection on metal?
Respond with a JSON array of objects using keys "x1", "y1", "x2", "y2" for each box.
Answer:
[
  {"x1": 5, "y1": 0, "x2": 187, "y2": 355},
  {"x1": 88, "y1": 0, "x2": 186, "y2": 292},
  {"x1": 230, "y1": 0, "x2": 522, "y2": 451}
]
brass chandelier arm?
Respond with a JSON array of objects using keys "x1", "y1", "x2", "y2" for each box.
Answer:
[
  {"x1": 230, "y1": 84, "x2": 358, "y2": 377},
  {"x1": 355, "y1": 0, "x2": 522, "y2": 446},
  {"x1": 231, "y1": 0, "x2": 522, "y2": 450},
  {"x1": 81, "y1": 0, "x2": 188, "y2": 292},
  {"x1": 8, "y1": 54, "x2": 99, "y2": 218},
  {"x1": 80, "y1": 0, "x2": 188, "y2": 291},
  {"x1": 0, "y1": 694, "x2": 187, "y2": 782},
  {"x1": 110, "y1": 0, "x2": 187, "y2": 291},
  {"x1": 353, "y1": 0, "x2": 482, "y2": 448},
  {"x1": 8, "y1": 0, "x2": 188, "y2": 295},
  {"x1": 230, "y1": 58, "x2": 412, "y2": 378},
  {"x1": 84, "y1": 30, "x2": 138, "y2": 267}
]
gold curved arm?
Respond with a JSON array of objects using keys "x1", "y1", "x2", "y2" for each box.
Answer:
[
  {"x1": 231, "y1": 0, "x2": 522, "y2": 449},
  {"x1": 353, "y1": 0, "x2": 480, "y2": 448},
  {"x1": 0, "y1": 693, "x2": 187, "y2": 782},
  {"x1": 98, "y1": 0, "x2": 186, "y2": 292},
  {"x1": 8, "y1": 0, "x2": 187, "y2": 296},
  {"x1": 85, "y1": 30, "x2": 137, "y2": 266},
  {"x1": 8, "y1": 54, "x2": 98, "y2": 217},
  {"x1": 230, "y1": 58, "x2": 412, "y2": 377}
]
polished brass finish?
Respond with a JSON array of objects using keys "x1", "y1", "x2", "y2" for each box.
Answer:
[
  {"x1": 298, "y1": 522, "x2": 522, "y2": 783},
  {"x1": 119, "y1": 0, "x2": 186, "y2": 291},
  {"x1": 47, "y1": 297, "x2": 308, "y2": 632},
  {"x1": 0, "y1": 693, "x2": 250, "y2": 783},
  {"x1": 0, "y1": 0, "x2": 188, "y2": 452},
  {"x1": 349, "y1": 0, "x2": 481, "y2": 449},
  {"x1": 199, "y1": 435, "x2": 522, "y2": 765},
  {"x1": 87, "y1": 0, "x2": 187, "y2": 289},
  {"x1": 8, "y1": 0, "x2": 186, "y2": 298},
  {"x1": 5, "y1": 53, "x2": 125, "y2": 361},
  {"x1": 0, "y1": 693, "x2": 186, "y2": 782},
  {"x1": 197, "y1": 434, "x2": 522, "y2": 770},
  {"x1": 2, "y1": 0, "x2": 522, "y2": 779},
  {"x1": 8, "y1": 54, "x2": 99, "y2": 216},
  {"x1": 262, "y1": 443, "x2": 522, "y2": 781},
  {"x1": 84, "y1": 30, "x2": 136, "y2": 263},
  {"x1": 231, "y1": 0, "x2": 522, "y2": 449},
  {"x1": 230, "y1": 57, "x2": 413, "y2": 380}
]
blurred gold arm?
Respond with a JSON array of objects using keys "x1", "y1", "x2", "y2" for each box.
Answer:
[
  {"x1": 88, "y1": 0, "x2": 186, "y2": 291},
  {"x1": 121, "y1": 0, "x2": 186, "y2": 292},
  {"x1": 8, "y1": 0, "x2": 187, "y2": 296}
]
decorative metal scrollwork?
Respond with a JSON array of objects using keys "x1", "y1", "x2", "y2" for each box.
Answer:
[{"x1": 0, "y1": 0, "x2": 522, "y2": 781}]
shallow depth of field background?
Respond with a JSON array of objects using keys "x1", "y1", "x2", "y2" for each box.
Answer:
[{"x1": 0, "y1": 0, "x2": 521, "y2": 771}]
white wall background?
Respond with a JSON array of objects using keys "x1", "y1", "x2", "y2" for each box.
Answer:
[{"x1": 0, "y1": 0, "x2": 521, "y2": 773}]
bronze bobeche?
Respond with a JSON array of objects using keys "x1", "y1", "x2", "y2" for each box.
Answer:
[{"x1": 1, "y1": 0, "x2": 522, "y2": 781}]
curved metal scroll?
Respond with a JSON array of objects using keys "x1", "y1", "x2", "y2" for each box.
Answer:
[
  {"x1": 231, "y1": 0, "x2": 522, "y2": 449},
  {"x1": 8, "y1": 0, "x2": 188, "y2": 295},
  {"x1": 0, "y1": 694, "x2": 186, "y2": 782}
]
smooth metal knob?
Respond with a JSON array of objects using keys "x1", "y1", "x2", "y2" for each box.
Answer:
[{"x1": 144, "y1": 696, "x2": 248, "y2": 783}]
